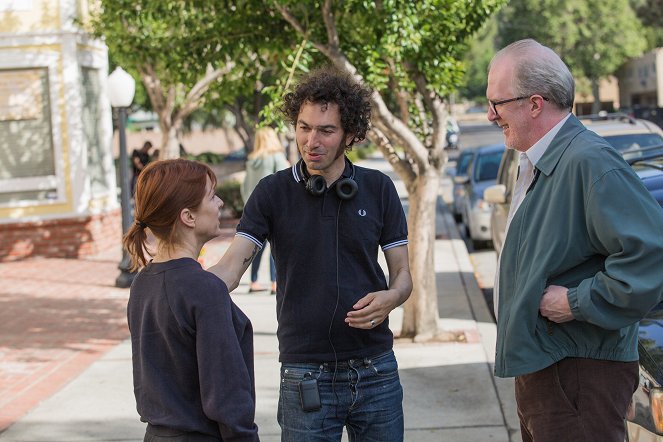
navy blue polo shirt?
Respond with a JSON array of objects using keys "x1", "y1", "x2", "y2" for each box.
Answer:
[{"x1": 237, "y1": 158, "x2": 408, "y2": 363}]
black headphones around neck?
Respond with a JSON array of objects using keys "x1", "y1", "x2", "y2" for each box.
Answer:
[{"x1": 298, "y1": 159, "x2": 358, "y2": 200}]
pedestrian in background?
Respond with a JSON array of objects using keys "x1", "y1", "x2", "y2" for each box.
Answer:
[
  {"x1": 210, "y1": 67, "x2": 412, "y2": 442},
  {"x1": 241, "y1": 127, "x2": 290, "y2": 294},
  {"x1": 487, "y1": 38, "x2": 663, "y2": 442},
  {"x1": 131, "y1": 140, "x2": 153, "y2": 195},
  {"x1": 123, "y1": 159, "x2": 259, "y2": 442}
]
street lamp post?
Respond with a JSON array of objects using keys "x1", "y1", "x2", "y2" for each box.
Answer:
[{"x1": 108, "y1": 67, "x2": 136, "y2": 288}]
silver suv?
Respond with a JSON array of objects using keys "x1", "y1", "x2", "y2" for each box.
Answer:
[{"x1": 484, "y1": 113, "x2": 663, "y2": 254}]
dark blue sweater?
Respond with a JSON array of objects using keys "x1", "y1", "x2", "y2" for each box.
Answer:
[{"x1": 128, "y1": 258, "x2": 259, "y2": 441}]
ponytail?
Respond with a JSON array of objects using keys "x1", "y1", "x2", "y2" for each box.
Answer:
[{"x1": 122, "y1": 221, "x2": 151, "y2": 272}]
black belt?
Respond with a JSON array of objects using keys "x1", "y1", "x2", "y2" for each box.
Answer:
[{"x1": 321, "y1": 350, "x2": 393, "y2": 370}]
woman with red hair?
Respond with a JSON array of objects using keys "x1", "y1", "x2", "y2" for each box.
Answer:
[{"x1": 124, "y1": 159, "x2": 259, "y2": 442}]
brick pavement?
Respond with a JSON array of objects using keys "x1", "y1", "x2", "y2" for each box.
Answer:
[
  {"x1": 0, "y1": 223, "x2": 238, "y2": 433},
  {"x1": 0, "y1": 253, "x2": 130, "y2": 432}
]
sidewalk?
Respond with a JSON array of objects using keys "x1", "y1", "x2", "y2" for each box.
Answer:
[{"x1": 0, "y1": 155, "x2": 519, "y2": 441}]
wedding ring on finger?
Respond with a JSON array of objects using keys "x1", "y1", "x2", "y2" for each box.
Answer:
[{"x1": 370, "y1": 319, "x2": 375, "y2": 327}]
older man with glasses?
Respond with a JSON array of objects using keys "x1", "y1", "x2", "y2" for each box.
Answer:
[{"x1": 487, "y1": 39, "x2": 663, "y2": 442}]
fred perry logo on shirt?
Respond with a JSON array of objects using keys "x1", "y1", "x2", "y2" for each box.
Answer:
[{"x1": 358, "y1": 209, "x2": 367, "y2": 217}]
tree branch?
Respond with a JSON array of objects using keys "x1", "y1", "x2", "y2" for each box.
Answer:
[
  {"x1": 322, "y1": 0, "x2": 340, "y2": 49},
  {"x1": 139, "y1": 63, "x2": 165, "y2": 117},
  {"x1": 367, "y1": 127, "x2": 416, "y2": 192},
  {"x1": 272, "y1": 2, "x2": 308, "y2": 37},
  {"x1": 175, "y1": 61, "x2": 236, "y2": 122},
  {"x1": 406, "y1": 62, "x2": 446, "y2": 154}
]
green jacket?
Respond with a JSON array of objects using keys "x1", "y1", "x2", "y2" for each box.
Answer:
[{"x1": 496, "y1": 115, "x2": 663, "y2": 378}]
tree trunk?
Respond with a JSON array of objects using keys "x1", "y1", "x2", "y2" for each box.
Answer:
[
  {"x1": 591, "y1": 78, "x2": 601, "y2": 114},
  {"x1": 399, "y1": 169, "x2": 440, "y2": 340},
  {"x1": 162, "y1": 125, "x2": 181, "y2": 159}
]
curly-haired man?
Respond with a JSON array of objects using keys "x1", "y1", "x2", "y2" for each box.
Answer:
[{"x1": 210, "y1": 67, "x2": 412, "y2": 441}]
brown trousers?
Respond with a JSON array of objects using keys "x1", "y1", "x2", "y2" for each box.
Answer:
[{"x1": 515, "y1": 357, "x2": 638, "y2": 442}]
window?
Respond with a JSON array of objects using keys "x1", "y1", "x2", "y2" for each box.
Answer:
[
  {"x1": 0, "y1": 68, "x2": 58, "y2": 204},
  {"x1": 474, "y1": 151, "x2": 504, "y2": 182}
]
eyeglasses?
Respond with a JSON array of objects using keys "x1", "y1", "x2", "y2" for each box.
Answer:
[{"x1": 489, "y1": 95, "x2": 549, "y2": 118}]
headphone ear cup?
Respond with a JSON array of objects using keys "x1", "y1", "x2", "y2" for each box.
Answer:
[
  {"x1": 306, "y1": 175, "x2": 327, "y2": 197},
  {"x1": 335, "y1": 178, "x2": 358, "y2": 200}
]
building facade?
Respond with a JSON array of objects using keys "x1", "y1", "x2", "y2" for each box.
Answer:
[
  {"x1": 619, "y1": 47, "x2": 663, "y2": 109},
  {"x1": 618, "y1": 47, "x2": 663, "y2": 128},
  {"x1": 0, "y1": 0, "x2": 120, "y2": 261}
]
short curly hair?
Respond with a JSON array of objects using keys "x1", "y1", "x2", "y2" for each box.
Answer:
[{"x1": 281, "y1": 67, "x2": 372, "y2": 149}]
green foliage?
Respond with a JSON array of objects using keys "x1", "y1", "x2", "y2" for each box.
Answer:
[
  {"x1": 346, "y1": 143, "x2": 377, "y2": 163},
  {"x1": 331, "y1": 0, "x2": 504, "y2": 96},
  {"x1": 216, "y1": 180, "x2": 244, "y2": 218},
  {"x1": 92, "y1": 1, "x2": 506, "y2": 152},
  {"x1": 498, "y1": 0, "x2": 647, "y2": 82},
  {"x1": 259, "y1": 39, "x2": 319, "y2": 130},
  {"x1": 458, "y1": 16, "x2": 499, "y2": 101},
  {"x1": 631, "y1": 0, "x2": 663, "y2": 28},
  {"x1": 264, "y1": 0, "x2": 506, "y2": 139},
  {"x1": 630, "y1": 0, "x2": 663, "y2": 49},
  {"x1": 184, "y1": 152, "x2": 226, "y2": 165},
  {"x1": 89, "y1": 0, "x2": 300, "y2": 150}
]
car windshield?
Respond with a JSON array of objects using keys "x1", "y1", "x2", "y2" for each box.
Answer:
[
  {"x1": 474, "y1": 151, "x2": 503, "y2": 182},
  {"x1": 604, "y1": 133, "x2": 663, "y2": 152},
  {"x1": 456, "y1": 152, "x2": 473, "y2": 176}
]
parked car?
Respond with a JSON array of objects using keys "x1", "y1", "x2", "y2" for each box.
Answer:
[
  {"x1": 625, "y1": 146, "x2": 663, "y2": 441},
  {"x1": 628, "y1": 300, "x2": 663, "y2": 441},
  {"x1": 449, "y1": 148, "x2": 476, "y2": 222},
  {"x1": 457, "y1": 143, "x2": 505, "y2": 249},
  {"x1": 485, "y1": 115, "x2": 663, "y2": 255},
  {"x1": 578, "y1": 113, "x2": 663, "y2": 159}
]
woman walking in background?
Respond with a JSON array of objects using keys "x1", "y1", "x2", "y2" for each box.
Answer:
[
  {"x1": 241, "y1": 127, "x2": 289, "y2": 294},
  {"x1": 124, "y1": 159, "x2": 259, "y2": 442}
]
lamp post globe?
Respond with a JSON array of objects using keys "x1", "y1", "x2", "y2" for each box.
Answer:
[
  {"x1": 108, "y1": 67, "x2": 135, "y2": 108},
  {"x1": 108, "y1": 67, "x2": 137, "y2": 288}
]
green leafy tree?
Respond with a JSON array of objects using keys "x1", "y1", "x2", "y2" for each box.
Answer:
[
  {"x1": 631, "y1": 0, "x2": 663, "y2": 48},
  {"x1": 271, "y1": 0, "x2": 505, "y2": 339},
  {"x1": 632, "y1": 0, "x2": 663, "y2": 27},
  {"x1": 89, "y1": 1, "x2": 295, "y2": 158},
  {"x1": 498, "y1": 0, "x2": 647, "y2": 114}
]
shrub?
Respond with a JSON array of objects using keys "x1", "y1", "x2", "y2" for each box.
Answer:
[
  {"x1": 346, "y1": 143, "x2": 377, "y2": 163},
  {"x1": 216, "y1": 180, "x2": 244, "y2": 218},
  {"x1": 185, "y1": 152, "x2": 226, "y2": 165}
]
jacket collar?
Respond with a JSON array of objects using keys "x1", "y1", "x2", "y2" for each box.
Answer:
[{"x1": 535, "y1": 114, "x2": 587, "y2": 177}]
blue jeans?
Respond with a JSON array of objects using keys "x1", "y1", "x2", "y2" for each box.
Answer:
[
  {"x1": 250, "y1": 246, "x2": 276, "y2": 283},
  {"x1": 277, "y1": 350, "x2": 404, "y2": 442}
]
